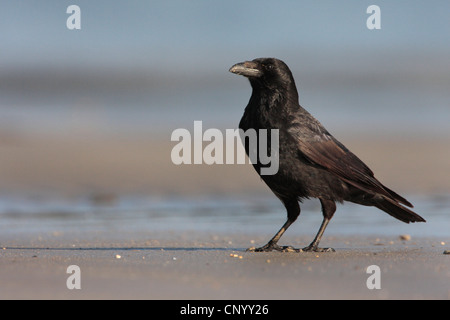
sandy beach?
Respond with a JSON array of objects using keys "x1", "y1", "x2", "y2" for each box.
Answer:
[
  {"x1": 0, "y1": 230, "x2": 449, "y2": 300},
  {"x1": 0, "y1": 134, "x2": 449, "y2": 300}
]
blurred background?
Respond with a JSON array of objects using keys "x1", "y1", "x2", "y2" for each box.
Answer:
[{"x1": 0, "y1": 1, "x2": 449, "y2": 237}]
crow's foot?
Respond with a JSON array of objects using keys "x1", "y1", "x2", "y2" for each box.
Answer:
[
  {"x1": 301, "y1": 245, "x2": 335, "y2": 252},
  {"x1": 247, "y1": 243, "x2": 300, "y2": 252}
]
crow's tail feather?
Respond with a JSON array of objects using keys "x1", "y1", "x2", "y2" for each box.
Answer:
[{"x1": 374, "y1": 197, "x2": 426, "y2": 224}]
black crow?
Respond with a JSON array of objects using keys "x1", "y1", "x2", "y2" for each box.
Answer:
[{"x1": 229, "y1": 57, "x2": 425, "y2": 252}]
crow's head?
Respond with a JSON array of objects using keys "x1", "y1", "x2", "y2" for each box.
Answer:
[{"x1": 229, "y1": 57, "x2": 296, "y2": 91}]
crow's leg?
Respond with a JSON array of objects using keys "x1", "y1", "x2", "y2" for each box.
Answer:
[
  {"x1": 248, "y1": 198, "x2": 300, "y2": 252},
  {"x1": 302, "y1": 199, "x2": 336, "y2": 252}
]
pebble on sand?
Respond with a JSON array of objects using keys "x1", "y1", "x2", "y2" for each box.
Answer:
[{"x1": 399, "y1": 234, "x2": 411, "y2": 241}]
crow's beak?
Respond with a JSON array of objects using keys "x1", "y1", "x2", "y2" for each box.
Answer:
[{"x1": 229, "y1": 61, "x2": 262, "y2": 78}]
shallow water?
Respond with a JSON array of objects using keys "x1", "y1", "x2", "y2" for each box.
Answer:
[{"x1": 0, "y1": 193, "x2": 448, "y2": 239}]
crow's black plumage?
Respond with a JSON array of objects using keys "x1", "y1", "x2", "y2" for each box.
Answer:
[{"x1": 229, "y1": 58, "x2": 425, "y2": 252}]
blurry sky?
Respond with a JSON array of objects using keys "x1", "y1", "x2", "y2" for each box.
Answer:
[
  {"x1": 1, "y1": 1, "x2": 449, "y2": 70},
  {"x1": 0, "y1": 1, "x2": 449, "y2": 136}
]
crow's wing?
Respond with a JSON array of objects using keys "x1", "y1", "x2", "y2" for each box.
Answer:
[{"x1": 288, "y1": 122, "x2": 413, "y2": 207}]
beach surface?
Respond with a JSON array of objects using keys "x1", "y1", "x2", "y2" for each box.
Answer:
[
  {"x1": 0, "y1": 230, "x2": 449, "y2": 300},
  {"x1": 0, "y1": 134, "x2": 449, "y2": 300}
]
